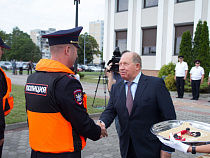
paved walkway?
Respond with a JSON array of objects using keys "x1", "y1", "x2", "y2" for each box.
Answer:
[{"x1": 3, "y1": 72, "x2": 210, "y2": 158}]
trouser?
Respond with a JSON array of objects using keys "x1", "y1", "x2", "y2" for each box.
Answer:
[
  {"x1": 176, "y1": 77, "x2": 185, "y2": 97},
  {"x1": 28, "y1": 69, "x2": 32, "y2": 75},
  {"x1": 19, "y1": 67, "x2": 23, "y2": 75},
  {"x1": 31, "y1": 149, "x2": 81, "y2": 158},
  {"x1": 0, "y1": 144, "x2": 3, "y2": 158},
  {"x1": 191, "y1": 80, "x2": 201, "y2": 99}
]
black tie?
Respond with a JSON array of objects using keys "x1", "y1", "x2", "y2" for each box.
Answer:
[{"x1": 126, "y1": 82, "x2": 133, "y2": 115}]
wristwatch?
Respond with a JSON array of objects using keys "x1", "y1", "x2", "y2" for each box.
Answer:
[{"x1": 192, "y1": 146, "x2": 196, "y2": 154}]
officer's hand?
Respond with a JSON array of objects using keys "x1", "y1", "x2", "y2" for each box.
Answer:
[{"x1": 0, "y1": 138, "x2": 4, "y2": 146}]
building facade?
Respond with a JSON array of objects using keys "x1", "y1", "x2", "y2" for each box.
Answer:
[
  {"x1": 103, "y1": 0, "x2": 210, "y2": 72},
  {"x1": 89, "y1": 20, "x2": 104, "y2": 64},
  {"x1": 30, "y1": 28, "x2": 56, "y2": 59}
]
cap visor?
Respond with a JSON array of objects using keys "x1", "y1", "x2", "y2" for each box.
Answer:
[{"x1": 1, "y1": 44, "x2": 11, "y2": 49}]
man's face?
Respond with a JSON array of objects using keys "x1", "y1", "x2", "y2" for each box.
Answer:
[
  {"x1": 178, "y1": 58, "x2": 183, "y2": 62},
  {"x1": 0, "y1": 47, "x2": 4, "y2": 60},
  {"x1": 119, "y1": 53, "x2": 140, "y2": 81},
  {"x1": 67, "y1": 44, "x2": 78, "y2": 68},
  {"x1": 195, "y1": 62, "x2": 200, "y2": 67}
]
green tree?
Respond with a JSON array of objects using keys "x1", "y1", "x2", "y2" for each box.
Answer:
[
  {"x1": 1, "y1": 27, "x2": 41, "y2": 62},
  {"x1": 179, "y1": 30, "x2": 193, "y2": 77},
  {"x1": 193, "y1": 20, "x2": 202, "y2": 60},
  {"x1": 197, "y1": 21, "x2": 210, "y2": 78},
  {"x1": 77, "y1": 33, "x2": 100, "y2": 64}
]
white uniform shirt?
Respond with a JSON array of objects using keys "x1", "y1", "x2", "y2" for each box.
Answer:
[
  {"x1": 175, "y1": 61, "x2": 188, "y2": 77},
  {"x1": 190, "y1": 66, "x2": 204, "y2": 80},
  {"x1": 19, "y1": 62, "x2": 23, "y2": 67}
]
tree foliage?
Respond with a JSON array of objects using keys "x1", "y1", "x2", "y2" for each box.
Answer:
[
  {"x1": 179, "y1": 30, "x2": 193, "y2": 77},
  {"x1": 0, "y1": 27, "x2": 41, "y2": 62},
  {"x1": 197, "y1": 21, "x2": 210, "y2": 78},
  {"x1": 193, "y1": 20, "x2": 202, "y2": 59},
  {"x1": 77, "y1": 32, "x2": 101, "y2": 64}
]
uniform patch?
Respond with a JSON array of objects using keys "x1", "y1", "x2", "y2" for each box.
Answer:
[
  {"x1": 74, "y1": 89, "x2": 83, "y2": 105},
  {"x1": 25, "y1": 83, "x2": 48, "y2": 96}
]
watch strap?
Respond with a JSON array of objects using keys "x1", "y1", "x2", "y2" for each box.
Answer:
[{"x1": 192, "y1": 146, "x2": 196, "y2": 154}]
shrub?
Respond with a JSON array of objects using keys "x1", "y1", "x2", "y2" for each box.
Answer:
[
  {"x1": 78, "y1": 72, "x2": 85, "y2": 78},
  {"x1": 164, "y1": 74, "x2": 176, "y2": 91},
  {"x1": 158, "y1": 62, "x2": 176, "y2": 78}
]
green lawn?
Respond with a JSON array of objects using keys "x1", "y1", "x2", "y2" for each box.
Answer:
[
  {"x1": 80, "y1": 71, "x2": 108, "y2": 84},
  {"x1": 5, "y1": 85, "x2": 106, "y2": 124}
]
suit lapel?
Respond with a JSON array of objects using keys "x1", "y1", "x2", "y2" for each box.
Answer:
[
  {"x1": 118, "y1": 81, "x2": 129, "y2": 115},
  {"x1": 131, "y1": 74, "x2": 148, "y2": 114}
]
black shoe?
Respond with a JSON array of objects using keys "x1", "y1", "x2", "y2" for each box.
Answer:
[
  {"x1": 179, "y1": 96, "x2": 183, "y2": 98},
  {"x1": 176, "y1": 97, "x2": 180, "y2": 98},
  {"x1": 195, "y1": 98, "x2": 198, "y2": 100},
  {"x1": 208, "y1": 101, "x2": 210, "y2": 102},
  {"x1": 191, "y1": 98, "x2": 195, "y2": 100}
]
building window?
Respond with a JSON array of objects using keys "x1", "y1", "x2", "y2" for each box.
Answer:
[
  {"x1": 117, "y1": 0, "x2": 128, "y2": 12},
  {"x1": 142, "y1": 28, "x2": 157, "y2": 55},
  {"x1": 177, "y1": 0, "x2": 194, "y2": 3},
  {"x1": 144, "y1": 0, "x2": 158, "y2": 8},
  {"x1": 174, "y1": 24, "x2": 193, "y2": 55},
  {"x1": 116, "y1": 31, "x2": 127, "y2": 52}
]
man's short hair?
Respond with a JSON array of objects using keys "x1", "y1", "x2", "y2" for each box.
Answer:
[{"x1": 122, "y1": 52, "x2": 142, "y2": 68}]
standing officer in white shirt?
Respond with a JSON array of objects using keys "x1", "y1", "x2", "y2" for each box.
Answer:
[
  {"x1": 190, "y1": 60, "x2": 204, "y2": 100},
  {"x1": 175, "y1": 55, "x2": 188, "y2": 98}
]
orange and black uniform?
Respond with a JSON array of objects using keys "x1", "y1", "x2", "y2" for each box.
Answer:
[
  {"x1": 25, "y1": 59, "x2": 101, "y2": 158},
  {"x1": 0, "y1": 69, "x2": 6, "y2": 157}
]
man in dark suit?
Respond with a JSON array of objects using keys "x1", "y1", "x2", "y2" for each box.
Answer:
[{"x1": 99, "y1": 52, "x2": 176, "y2": 158}]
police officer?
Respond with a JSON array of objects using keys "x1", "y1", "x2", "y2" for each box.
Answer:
[
  {"x1": 25, "y1": 27, "x2": 107, "y2": 158},
  {"x1": 190, "y1": 60, "x2": 204, "y2": 100},
  {"x1": 0, "y1": 37, "x2": 11, "y2": 158},
  {"x1": 175, "y1": 55, "x2": 188, "y2": 98}
]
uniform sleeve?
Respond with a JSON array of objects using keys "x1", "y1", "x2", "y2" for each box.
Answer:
[
  {"x1": 185, "y1": 62, "x2": 188, "y2": 70},
  {"x1": 0, "y1": 74, "x2": 5, "y2": 140},
  {"x1": 202, "y1": 67, "x2": 205, "y2": 75},
  {"x1": 54, "y1": 75, "x2": 101, "y2": 141}
]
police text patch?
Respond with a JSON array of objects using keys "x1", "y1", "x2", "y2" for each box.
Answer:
[
  {"x1": 74, "y1": 89, "x2": 83, "y2": 105},
  {"x1": 25, "y1": 83, "x2": 48, "y2": 96}
]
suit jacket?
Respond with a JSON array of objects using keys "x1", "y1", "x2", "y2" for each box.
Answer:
[{"x1": 100, "y1": 73, "x2": 176, "y2": 158}]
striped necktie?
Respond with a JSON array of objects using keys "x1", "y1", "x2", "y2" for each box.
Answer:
[{"x1": 126, "y1": 82, "x2": 134, "y2": 115}]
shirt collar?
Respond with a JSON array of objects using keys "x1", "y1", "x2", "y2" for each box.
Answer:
[{"x1": 124, "y1": 71, "x2": 141, "y2": 84}]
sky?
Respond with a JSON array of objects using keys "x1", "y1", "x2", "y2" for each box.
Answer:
[{"x1": 0, "y1": 0, "x2": 105, "y2": 35}]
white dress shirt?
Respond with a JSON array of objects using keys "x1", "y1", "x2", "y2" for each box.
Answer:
[
  {"x1": 190, "y1": 66, "x2": 204, "y2": 80},
  {"x1": 124, "y1": 71, "x2": 141, "y2": 100},
  {"x1": 175, "y1": 61, "x2": 188, "y2": 77}
]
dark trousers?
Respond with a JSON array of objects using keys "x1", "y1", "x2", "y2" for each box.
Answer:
[
  {"x1": 191, "y1": 80, "x2": 201, "y2": 99},
  {"x1": 19, "y1": 67, "x2": 23, "y2": 75},
  {"x1": 176, "y1": 77, "x2": 185, "y2": 97},
  {"x1": 31, "y1": 149, "x2": 81, "y2": 158},
  {"x1": 28, "y1": 68, "x2": 32, "y2": 75},
  {"x1": 126, "y1": 138, "x2": 137, "y2": 158},
  {"x1": 0, "y1": 144, "x2": 3, "y2": 158}
]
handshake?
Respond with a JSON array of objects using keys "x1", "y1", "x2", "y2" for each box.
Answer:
[{"x1": 97, "y1": 120, "x2": 108, "y2": 138}]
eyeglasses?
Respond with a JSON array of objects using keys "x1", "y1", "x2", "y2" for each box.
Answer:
[{"x1": 195, "y1": 63, "x2": 200, "y2": 64}]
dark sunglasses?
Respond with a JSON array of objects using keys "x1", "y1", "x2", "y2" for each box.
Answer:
[{"x1": 195, "y1": 62, "x2": 200, "y2": 64}]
